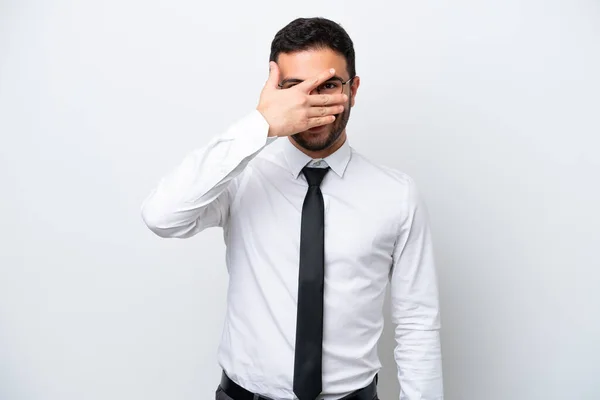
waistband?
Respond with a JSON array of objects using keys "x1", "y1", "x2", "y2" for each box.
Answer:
[{"x1": 219, "y1": 371, "x2": 377, "y2": 400}]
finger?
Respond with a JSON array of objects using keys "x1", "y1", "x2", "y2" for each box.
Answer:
[
  {"x1": 297, "y1": 68, "x2": 336, "y2": 93},
  {"x1": 306, "y1": 115, "x2": 336, "y2": 129},
  {"x1": 307, "y1": 93, "x2": 348, "y2": 106},
  {"x1": 265, "y1": 61, "x2": 280, "y2": 88},
  {"x1": 307, "y1": 105, "x2": 345, "y2": 118}
]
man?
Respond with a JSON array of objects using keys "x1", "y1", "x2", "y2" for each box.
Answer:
[{"x1": 141, "y1": 17, "x2": 443, "y2": 400}]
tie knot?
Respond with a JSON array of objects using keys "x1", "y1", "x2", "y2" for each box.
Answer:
[{"x1": 302, "y1": 166, "x2": 329, "y2": 187}]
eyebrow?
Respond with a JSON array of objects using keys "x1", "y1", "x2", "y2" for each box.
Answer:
[{"x1": 280, "y1": 75, "x2": 346, "y2": 86}]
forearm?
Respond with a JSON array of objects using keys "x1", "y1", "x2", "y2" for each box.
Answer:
[
  {"x1": 141, "y1": 110, "x2": 273, "y2": 237},
  {"x1": 394, "y1": 328, "x2": 443, "y2": 399}
]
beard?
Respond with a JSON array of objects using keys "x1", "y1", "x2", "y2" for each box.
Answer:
[{"x1": 291, "y1": 101, "x2": 351, "y2": 152}]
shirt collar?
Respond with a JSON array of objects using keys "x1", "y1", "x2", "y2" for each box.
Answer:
[{"x1": 282, "y1": 137, "x2": 352, "y2": 179}]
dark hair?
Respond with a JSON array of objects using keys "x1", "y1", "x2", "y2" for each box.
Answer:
[{"x1": 269, "y1": 17, "x2": 356, "y2": 78}]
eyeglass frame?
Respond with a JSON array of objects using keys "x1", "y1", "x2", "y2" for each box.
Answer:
[{"x1": 277, "y1": 75, "x2": 355, "y2": 94}]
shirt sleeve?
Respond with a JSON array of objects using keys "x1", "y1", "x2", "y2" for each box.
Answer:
[
  {"x1": 141, "y1": 110, "x2": 275, "y2": 238},
  {"x1": 389, "y1": 176, "x2": 444, "y2": 399}
]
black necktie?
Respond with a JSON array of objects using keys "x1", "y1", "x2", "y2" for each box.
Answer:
[{"x1": 293, "y1": 166, "x2": 330, "y2": 400}]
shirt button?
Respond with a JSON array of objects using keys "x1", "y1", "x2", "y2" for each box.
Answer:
[{"x1": 315, "y1": 161, "x2": 322, "y2": 166}]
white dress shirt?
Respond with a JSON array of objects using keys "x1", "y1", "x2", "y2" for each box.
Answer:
[{"x1": 141, "y1": 110, "x2": 443, "y2": 400}]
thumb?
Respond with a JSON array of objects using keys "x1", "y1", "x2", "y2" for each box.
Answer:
[{"x1": 265, "y1": 61, "x2": 280, "y2": 89}]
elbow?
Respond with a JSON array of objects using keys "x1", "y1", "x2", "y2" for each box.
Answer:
[
  {"x1": 140, "y1": 201, "x2": 185, "y2": 238},
  {"x1": 140, "y1": 200, "x2": 201, "y2": 239},
  {"x1": 141, "y1": 204, "x2": 173, "y2": 238}
]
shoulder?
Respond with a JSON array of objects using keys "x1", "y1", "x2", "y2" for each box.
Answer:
[
  {"x1": 349, "y1": 147, "x2": 418, "y2": 195},
  {"x1": 346, "y1": 148, "x2": 428, "y2": 237},
  {"x1": 349, "y1": 148, "x2": 430, "y2": 234}
]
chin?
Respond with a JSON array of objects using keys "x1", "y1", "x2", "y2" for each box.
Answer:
[{"x1": 293, "y1": 130, "x2": 339, "y2": 152}]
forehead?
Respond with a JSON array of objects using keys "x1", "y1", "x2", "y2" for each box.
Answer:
[{"x1": 276, "y1": 48, "x2": 349, "y2": 79}]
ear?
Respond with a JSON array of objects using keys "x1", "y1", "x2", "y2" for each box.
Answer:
[{"x1": 349, "y1": 76, "x2": 360, "y2": 107}]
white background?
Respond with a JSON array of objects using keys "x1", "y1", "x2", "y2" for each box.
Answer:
[{"x1": 1, "y1": 1, "x2": 599, "y2": 399}]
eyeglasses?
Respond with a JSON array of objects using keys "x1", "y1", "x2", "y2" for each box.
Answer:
[{"x1": 278, "y1": 76, "x2": 355, "y2": 94}]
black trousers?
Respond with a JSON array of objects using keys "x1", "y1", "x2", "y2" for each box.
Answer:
[
  {"x1": 215, "y1": 373, "x2": 379, "y2": 400},
  {"x1": 215, "y1": 388, "x2": 379, "y2": 400}
]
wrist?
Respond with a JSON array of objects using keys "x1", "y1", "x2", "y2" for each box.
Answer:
[
  {"x1": 256, "y1": 107, "x2": 279, "y2": 137},
  {"x1": 267, "y1": 128, "x2": 278, "y2": 137}
]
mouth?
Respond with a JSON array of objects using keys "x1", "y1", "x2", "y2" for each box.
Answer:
[{"x1": 307, "y1": 125, "x2": 328, "y2": 133}]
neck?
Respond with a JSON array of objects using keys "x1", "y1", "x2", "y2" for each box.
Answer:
[{"x1": 289, "y1": 130, "x2": 347, "y2": 159}]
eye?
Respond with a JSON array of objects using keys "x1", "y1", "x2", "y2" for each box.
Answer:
[
  {"x1": 321, "y1": 82, "x2": 340, "y2": 90},
  {"x1": 280, "y1": 82, "x2": 300, "y2": 89}
]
